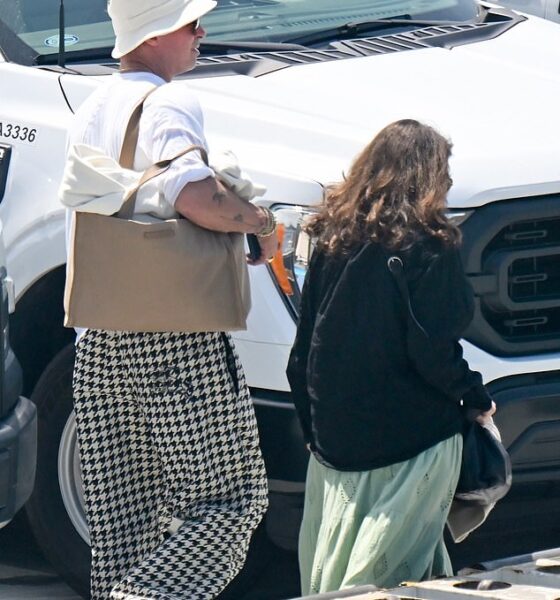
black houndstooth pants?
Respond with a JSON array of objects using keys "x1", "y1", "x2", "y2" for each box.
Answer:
[{"x1": 72, "y1": 329, "x2": 268, "y2": 600}]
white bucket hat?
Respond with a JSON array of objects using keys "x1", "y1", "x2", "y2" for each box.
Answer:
[{"x1": 109, "y1": 0, "x2": 217, "y2": 59}]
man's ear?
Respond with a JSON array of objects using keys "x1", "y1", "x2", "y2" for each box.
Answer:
[{"x1": 144, "y1": 36, "x2": 159, "y2": 48}]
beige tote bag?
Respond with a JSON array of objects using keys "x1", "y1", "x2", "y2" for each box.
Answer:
[{"x1": 64, "y1": 94, "x2": 250, "y2": 333}]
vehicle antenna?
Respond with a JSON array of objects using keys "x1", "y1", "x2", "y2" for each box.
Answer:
[{"x1": 58, "y1": 0, "x2": 66, "y2": 68}]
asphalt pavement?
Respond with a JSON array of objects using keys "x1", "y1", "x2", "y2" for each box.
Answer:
[
  {"x1": 0, "y1": 513, "x2": 301, "y2": 600},
  {"x1": 0, "y1": 515, "x2": 81, "y2": 599},
  {"x1": 2, "y1": 490, "x2": 560, "y2": 600}
]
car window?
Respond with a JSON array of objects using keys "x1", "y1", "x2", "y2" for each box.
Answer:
[
  {"x1": 206, "y1": 0, "x2": 481, "y2": 43},
  {"x1": 0, "y1": 0, "x2": 480, "y2": 58}
]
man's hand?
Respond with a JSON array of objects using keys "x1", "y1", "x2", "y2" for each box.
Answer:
[{"x1": 248, "y1": 231, "x2": 280, "y2": 266}]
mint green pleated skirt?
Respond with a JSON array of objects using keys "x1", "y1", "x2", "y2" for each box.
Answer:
[{"x1": 299, "y1": 434, "x2": 462, "y2": 595}]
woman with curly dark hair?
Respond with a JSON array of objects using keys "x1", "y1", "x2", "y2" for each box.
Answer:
[{"x1": 287, "y1": 119, "x2": 496, "y2": 595}]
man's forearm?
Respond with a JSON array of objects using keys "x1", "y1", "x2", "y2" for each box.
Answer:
[{"x1": 174, "y1": 176, "x2": 267, "y2": 233}]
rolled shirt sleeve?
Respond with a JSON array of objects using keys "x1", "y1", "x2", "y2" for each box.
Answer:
[{"x1": 138, "y1": 81, "x2": 215, "y2": 208}]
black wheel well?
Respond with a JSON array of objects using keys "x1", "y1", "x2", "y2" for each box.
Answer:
[{"x1": 10, "y1": 266, "x2": 75, "y2": 397}]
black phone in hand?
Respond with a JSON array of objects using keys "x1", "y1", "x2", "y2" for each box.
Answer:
[{"x1": 247, "y1": 234, "x2": 261, "y2": 260}]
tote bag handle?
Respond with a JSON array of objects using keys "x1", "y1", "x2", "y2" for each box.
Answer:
[{"x1": 116, "y1": 88, "x2": 209, "y2": 219}]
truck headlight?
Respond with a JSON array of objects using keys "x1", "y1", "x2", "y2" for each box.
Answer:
[
  {"x1": 267, "y1": 206, "x2": 473, "y2": 321},
  {"x1": 267, "y1": 205, "x2": 316, "y2": 321}
]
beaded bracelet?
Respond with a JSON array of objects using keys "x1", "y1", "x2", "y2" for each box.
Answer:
[{"x1": 257, "y1": 207, "x2": 277, "y2": 238}]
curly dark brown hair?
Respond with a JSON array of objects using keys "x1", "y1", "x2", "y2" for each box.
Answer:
[{"x1": 306, "y1": 119, "x2": 461, "y2": 254}]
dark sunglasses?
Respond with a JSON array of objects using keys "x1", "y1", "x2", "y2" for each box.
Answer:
[{"x1": 188, "y1": 18, "x2": 200, "y2": 33}]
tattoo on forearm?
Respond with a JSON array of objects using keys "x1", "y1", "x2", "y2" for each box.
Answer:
[
  {"x1": 220, "y1": 213, "x2": 263, "y2": 230},
  {"x1": 212, "y1": 191, "x2": 227, "y2": 204},
  {"x1": 220, "y1": 213, "x2": 246, "y2": 226}
]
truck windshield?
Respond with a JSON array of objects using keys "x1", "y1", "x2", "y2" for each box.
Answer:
[{"x1": 0, "y1": 0, "x2": 480, "y2": 60}]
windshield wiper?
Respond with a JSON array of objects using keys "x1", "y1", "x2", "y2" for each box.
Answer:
[
  {"x1": 35, "y1": 39, "x2": 307, "y2": 66},
  {"x1": 284, "y1": 15, "x2": 465, "y2": 46},
  {"x1": 200, "y1": 40, "x2": 308, "y2": 54}
]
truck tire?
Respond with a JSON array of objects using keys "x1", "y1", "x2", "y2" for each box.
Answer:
[{"x1": 24, "y1": 343, "x2": 91, "y2": 599}]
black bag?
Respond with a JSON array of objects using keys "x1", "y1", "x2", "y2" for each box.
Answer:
[
  {"x1": 387, "y1": 255, "x2": 512, "y2": 507},
  {"x1": 454, "y1": 419, "x2": 512, "y2": 506}
]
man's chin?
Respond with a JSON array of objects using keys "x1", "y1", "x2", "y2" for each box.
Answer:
[{"x1": 180, "y1": 58, "x2": 197, "y2": 74}]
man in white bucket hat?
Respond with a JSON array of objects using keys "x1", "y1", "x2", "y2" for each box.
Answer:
[
  {"x1": 109, "y1": 0, "x2": 216, "y2": 60},
  {"x1": 62, "y1": 1, "x2": 277, "y2": 598}
]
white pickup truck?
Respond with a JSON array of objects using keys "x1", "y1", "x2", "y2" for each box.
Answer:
[{"x1": 1, "y1": 0, "x2": 560, "y2": 596}]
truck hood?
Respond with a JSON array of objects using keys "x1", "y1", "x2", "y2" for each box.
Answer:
[{"x1": 61, "y1": 16, "x2": 560, "y2": 209}]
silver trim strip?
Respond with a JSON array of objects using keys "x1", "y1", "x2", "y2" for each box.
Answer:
[{"x1": 252, "y1": 397, "x2": 295, "y2": 410}]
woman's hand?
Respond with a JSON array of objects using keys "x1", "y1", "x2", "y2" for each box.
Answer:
[
  {"x1": 476, "y1": 400, "x2": 497, "y2": 425},
  {"x1": 248, "y1": 231, "x2": 280, "y2": 266}
]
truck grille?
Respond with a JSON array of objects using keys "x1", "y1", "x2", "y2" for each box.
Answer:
[
  {"x1": 461, "y1": 197, "x2": 560, "y2": 356},
  {"x1": 509, "y1": 255, "x2": 560, "y2": 302},
  {"x1": 483, "y1": 217, "x2": 560, "y2": 256}
]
